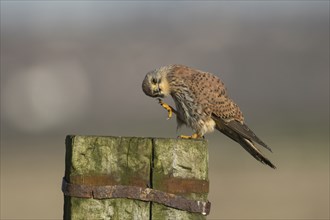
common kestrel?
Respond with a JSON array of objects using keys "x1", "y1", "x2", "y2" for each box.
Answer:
[{"x1": 142, "y1": 64, "x2": 276, "y2": 169}]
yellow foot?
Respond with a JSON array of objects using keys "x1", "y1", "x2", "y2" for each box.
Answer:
[
  {"x1": 158, "y1": 99, "x2": 173, "y2": 119},
  {"x1": 179, "y1": 133, "x2": 201, "y2": 139}
]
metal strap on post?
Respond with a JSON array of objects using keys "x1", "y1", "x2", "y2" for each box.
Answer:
[{"x1": 62, "y1": 178, "x2": 211, "y2": 216}]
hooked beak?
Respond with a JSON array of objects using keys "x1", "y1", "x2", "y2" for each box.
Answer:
[{"x1": 153, "y1": 86, "x2": 164, "y2": 98}]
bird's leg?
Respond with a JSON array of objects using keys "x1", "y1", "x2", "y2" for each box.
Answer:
[
  {"x1": 179, "y1": 133, "x2": 202, "y2": 139},
  {"x1": 157, "y1": 98, "x2": 173, "y2": 120}
]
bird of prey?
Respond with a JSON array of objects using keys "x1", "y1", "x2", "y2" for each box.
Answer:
[{"x1": 142, "y1": 64, "x2": 276, "y2": 169}]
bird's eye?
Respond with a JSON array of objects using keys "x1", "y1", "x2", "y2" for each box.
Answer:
[{"x1": 152, "y1": 78, "x2": 157, "y2": 84}]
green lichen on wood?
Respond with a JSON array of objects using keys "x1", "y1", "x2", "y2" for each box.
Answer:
[
  {"x1": 152, "y1": 203, "x2": 205, "y2": 220},
  {"x1": 64, "y1": 136, "x2": 209, "y2": 219},
  {"x1": 152, "y1": 138, "x2": 208, "y2": 219},
  {"x1": 153, "y1": 138, "x2": 208, "y2": 180},
  {"x1": 69, "y1": 198, "x2": 149, "y2": 220},
  {"x1": 66, "y1": 135, "x2": 152, "y2": 186},
  {"x1": 153, "y1": 138, "x2": 208, "y2": 198},
  {"x1": 64, "y1": 136, "x2": 152, "y2": 219}
]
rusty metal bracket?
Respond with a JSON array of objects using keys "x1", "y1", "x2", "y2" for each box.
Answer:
[{"x1": 62, "y1": 178, "x2": 211, "y2": 216}]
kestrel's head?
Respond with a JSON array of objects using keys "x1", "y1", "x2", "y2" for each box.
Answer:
[{"x1": 142, "y1": 66, "x2": 171, "y2": 98}]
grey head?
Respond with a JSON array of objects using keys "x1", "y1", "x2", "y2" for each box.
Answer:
[{"x1": 142, "y1": 66, "x2": 171, "y2": 98}]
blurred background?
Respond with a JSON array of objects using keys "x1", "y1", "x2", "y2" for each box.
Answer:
[{"x1": 1, "y1": 1, "x2": 329, "y2": 219}]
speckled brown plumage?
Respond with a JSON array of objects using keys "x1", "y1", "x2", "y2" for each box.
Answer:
[
  {"x1": 168, "y1": 65, "x2": 244, "y2": 121},
  {"x1": 142, "y1": 64, "x2": 276, "y2": 169}
]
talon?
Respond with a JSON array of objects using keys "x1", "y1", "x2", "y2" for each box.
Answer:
[
  {"x1": 179, "y1": 134, "x2": 201, "y2": 139},
  {"x1": 158, "y1": 99, "x2": 173, "y2": 119},
  {"x1": 179, "y1": 135, "x2": 191, "y2": 139}
]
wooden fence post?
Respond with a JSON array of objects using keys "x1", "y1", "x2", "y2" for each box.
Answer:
[
  {"x1": 152, "y1": 138, "x2": 209, "y2": 220},
  {"x1": 63, "y1": 135, "x2": 209, "y2": 220}
]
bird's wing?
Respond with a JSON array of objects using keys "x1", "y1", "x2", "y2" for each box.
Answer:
[
  {"x1": 209, "y1": 93, "x2": 272, "y2": 152},
  {"x1": 223, "y1": 119, "x2": 272, "y2": 152},
  {"x1": 207, "y1": 86, "x2": 275, "y2": 168},
  {"x1": 212, "y1": 115, "x2": 276, "y2": 169},
  {"x1": 170, "y1": 66, "x2": 275, "y2": 168},
  {"x1": 189, "y1": 69, "x2": 272, "y2": 152}
]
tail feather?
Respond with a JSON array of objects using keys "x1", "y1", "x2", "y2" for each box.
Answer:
[
  {"x1": 212, "y1": 116, "x2": 276, "y2": 169},
  {"x1": 226, "y1": 120, "x2": 272, "y2": 152},
  {"x1": 239, "y1": 138, "x2": 276, "y2": 169}
]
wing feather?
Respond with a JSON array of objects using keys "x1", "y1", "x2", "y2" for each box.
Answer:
[
  {"x1": 225, "y1": 120, "x2": 272, "y2": 152},
  {"x1": 212, "y1": 115, "x2": 276, "y2": 169}
]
